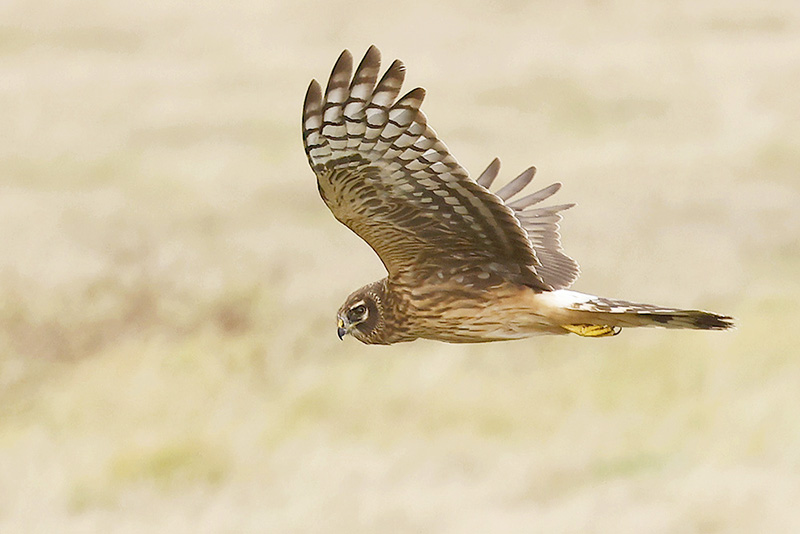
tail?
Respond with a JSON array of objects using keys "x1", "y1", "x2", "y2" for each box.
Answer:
[{"x1": 538, "y1": 290, "x2": 735, "y2": 337}]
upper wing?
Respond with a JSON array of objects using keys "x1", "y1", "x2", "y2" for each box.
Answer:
[
  {"x1": 476, "y1": 158, "x2": 579, "y2": 289},
  {"x1": 302, "y1": 46, "x2": 576, "y2": 290}
]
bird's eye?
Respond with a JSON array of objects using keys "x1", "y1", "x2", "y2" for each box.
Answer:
[{"x1": 348, "y1": 304, "x2": 367, "y2": 321}]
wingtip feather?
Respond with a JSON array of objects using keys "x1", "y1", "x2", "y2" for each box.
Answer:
[
  {"x1": 476, "y1": 158, "x2": 501, "y2": 188},
  {"x1": 495, "y1": 166, "x2": 536, "y2": 201},
  {"x1": 304, "y1": 79, "x2": 322, "y2": 108},
  {"x1": 325, "y1": 50, "x2": 354, "y2": 99}
]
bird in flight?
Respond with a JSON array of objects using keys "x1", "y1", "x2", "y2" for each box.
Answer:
[{"x1": 302, "y1": 46, "x2": 733, "y2": 344}]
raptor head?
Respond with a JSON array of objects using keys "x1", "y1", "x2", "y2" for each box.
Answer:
[{"x1": 336, "y1": 281, "x2": 386, "y2": 344}]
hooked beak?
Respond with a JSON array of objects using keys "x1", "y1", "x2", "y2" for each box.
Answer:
[{"x1": 337, "y1": 318, "x2": 347, "y2": 340}]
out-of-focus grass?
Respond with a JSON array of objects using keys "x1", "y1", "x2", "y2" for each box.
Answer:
[{"x1": 1, "y1": 0, "x2": 799, "y2": 532}]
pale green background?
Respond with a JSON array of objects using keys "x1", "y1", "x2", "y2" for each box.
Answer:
[{"x1": 1, "y1": 0, "x2": 798, "y2": 532}]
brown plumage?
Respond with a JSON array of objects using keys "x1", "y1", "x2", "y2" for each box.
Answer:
[{"x1": 302, "y1": 46, "x2": 733, "y2": 344}]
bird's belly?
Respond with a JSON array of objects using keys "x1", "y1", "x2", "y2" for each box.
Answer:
[
  {"x1": 425, "y1": 313, "x2": 561, "y2": 342},
  {"x1": 409, "y1": 288, "x2": 565, "y2": 343}
]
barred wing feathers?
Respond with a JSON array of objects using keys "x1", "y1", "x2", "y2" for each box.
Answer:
[
  {"x1": 302, "y1": 46, "x2": 577, "y2": 290},
  {"x1": 476, "y1": 158, "x2": 579, "y2": 290}
]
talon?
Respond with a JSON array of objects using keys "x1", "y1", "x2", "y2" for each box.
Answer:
[{"x1": 562, "y1": 324, "x2": 621, "y2": 337}]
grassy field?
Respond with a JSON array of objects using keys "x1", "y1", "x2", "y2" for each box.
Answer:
[{"x1": 1, "y1": 0, "x2": 799, "y2": 532}]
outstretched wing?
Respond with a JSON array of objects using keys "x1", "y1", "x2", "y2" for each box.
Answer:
[
  {"x1": 303, "y1": 46, "x2": 575, "y2": 290},
  {"x1": 476, "y1": 158, "x2": 579, "y2": 289}
]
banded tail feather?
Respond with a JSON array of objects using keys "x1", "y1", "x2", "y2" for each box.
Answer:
[{"x1": 540, "y1": 290, "x2": 734, "y2": 337}]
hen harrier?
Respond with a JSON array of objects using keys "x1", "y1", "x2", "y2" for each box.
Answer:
[{"x1": 302, "y1": 46, "x2": 733, "y2": 344}]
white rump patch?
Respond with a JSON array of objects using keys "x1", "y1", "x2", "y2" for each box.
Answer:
[{"x1": 538, "y1": 290, "x2": 595, "y2": 309}]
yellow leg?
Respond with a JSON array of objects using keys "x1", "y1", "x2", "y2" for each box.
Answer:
[{"x1": 562, "y1": 324, "x2": 622, "y2": 337}]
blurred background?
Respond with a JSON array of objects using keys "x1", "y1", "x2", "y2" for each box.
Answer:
[{"x1": 1, "y1": 0, "x2": 799, "y2": 532}]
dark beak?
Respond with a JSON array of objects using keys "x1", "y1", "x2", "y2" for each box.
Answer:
[{"x1": 337, "y1": 326, "x2": 347, "y2": 340}]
